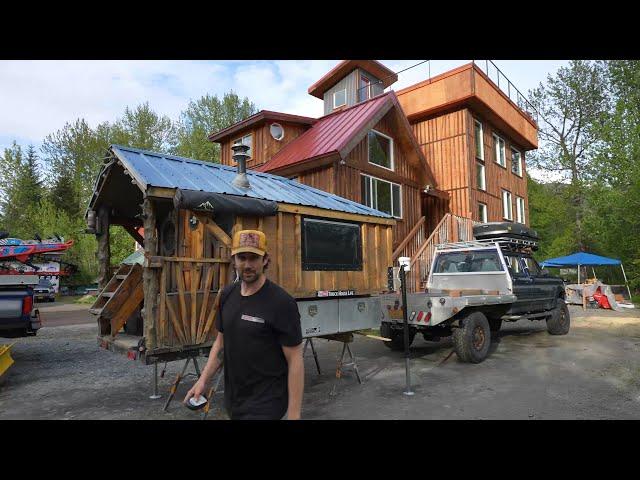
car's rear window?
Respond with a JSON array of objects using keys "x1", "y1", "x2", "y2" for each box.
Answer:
[{"x1": 433, "y1": 250, "x2": 504, "y2": 273}]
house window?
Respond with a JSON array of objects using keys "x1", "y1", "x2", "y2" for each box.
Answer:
[
  {"x1": 493, "y1": 133, "x2": 506, "y2": 167},
  {"x1": 333, "y1": 89, "x2": 347, "y2": 109},
  {"x1": 368, "y1": 130, "x2": 394, "y2": 170},
  {"x1": 358, "y1": 74, "x2": 372, "y2": 103},
  {"x1": 270, "y1": 123, "x2": 284, "y2": 141},
  {"x1": 476, "y1": 161, "x2": 486, "y2": 191},
  {"x1": 361, "y1": 174, "x2": 402, "y2": 218},
  {"x1": 502, "y1": 189, "x2": 513, "y2": 221},
  {"x1": 232, "y1": 133, "x2": 253, "y2": 159},
  {"x1": 301, "y1": 217, "x2": 362, "y2": 271},
  {"x1": 511, "y1": 148, "x2": 522, "y2": 176},
  {"x1": 478, "y1": 202, "x2": 488, "y2": 223},
  {"x1": 516, "y1": 196, "x2": 526, "y2": 224},
  {"x1": 474, "y1": 119, "x2": 484, "y2": 160}
]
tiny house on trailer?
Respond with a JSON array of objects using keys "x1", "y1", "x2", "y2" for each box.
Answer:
[{"x1": 85, "y1": 145, "x2": 395, "y2": 364}]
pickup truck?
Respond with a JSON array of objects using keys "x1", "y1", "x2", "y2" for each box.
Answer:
[
  {"x1": 380, "y1": 223, "x2": 569, "y2": 363},
  {"x1": 0, "y1": 275, "x2": 42, "y2": 337}
]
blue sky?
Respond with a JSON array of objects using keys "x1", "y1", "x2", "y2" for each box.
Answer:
[{"x1": 0, "y1": 59, "x2": 570, "y2": 160}]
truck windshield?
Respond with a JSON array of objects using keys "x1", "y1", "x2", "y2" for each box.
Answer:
[{"x1": 433, "y1": 250, "x2": 504, "y2": 273}]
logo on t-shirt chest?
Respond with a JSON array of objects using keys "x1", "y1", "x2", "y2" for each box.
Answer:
[{"x1": 241, "y1": 314, "x2": 265, "y2": 324}]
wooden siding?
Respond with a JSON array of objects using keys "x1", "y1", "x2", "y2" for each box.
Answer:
[
  {"x1": 397, "y1": 63, "x2": 538, "y2": 150},
  {"x1": 295, "y1": 166, "x2": 335, "y2": 193},
  {"x1": 322, "y1": 68, "x2": 385, "y2": 115},
  {"x1": 220, "y1": 121, "x2": 309, "y2": 168},
  {"x1": 467, "y1": 110, "x2": 529, "y2": 225},
  {"x1": 412, "y1": 109, "x2": 471, "y2": 219}
]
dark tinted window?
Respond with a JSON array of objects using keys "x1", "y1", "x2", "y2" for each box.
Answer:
[{"x1": 302, "y1": 218, "x2": 362, "y2": 271}]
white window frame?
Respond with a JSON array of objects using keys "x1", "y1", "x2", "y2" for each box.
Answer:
[
  {"x1": 502, "y1": 189, "x2": 513, "y2": 221},
  {"x1": 476, "y1": 161, "x2": 486, "y2": 191},
  {"x1": 360, "y1": 173, "x2": 402, "y2": 219},
  {"x1": 367, "y1": 129, "x2": 395, "y2": 171},
  {"x1": 333, "y1": 88, "x2": 347, "y2": 109},
  {"x1": 359, "y1": 74, "x2": 372, "y2": 102},
  {"x1": 232, "y1": 133, "x2": 253, "y2": 159},
  {"x1": 478, "y1": 202, "x2": 488, "y2": 223},
  {"x1": 474, "y1": 119, "x2": 484, "y2": 160},
  {"x1": 511, "y1": 147, "x2": 523, "y2": 177},
  {"x1": 516, "y1": 196, "x2": 526, "y2": 224},
  {"x1": 493, "y1": 133, "x2": 506, "y2": 168}
]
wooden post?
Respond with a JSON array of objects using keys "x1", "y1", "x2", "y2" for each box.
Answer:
[
  {"x1": 97, "y1": 206, "x2": 111, "y2": 292},
  {"x1": 142, "y1": 197, "x2": 160, "y2": 351}
]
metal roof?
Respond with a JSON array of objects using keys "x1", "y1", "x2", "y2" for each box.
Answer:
[
  {"x1": 255, "y1": 93, "x2": 392, "y2": 173},
  {"x1": 109, "y1": 145, "x2": 392, "y2": 219}
]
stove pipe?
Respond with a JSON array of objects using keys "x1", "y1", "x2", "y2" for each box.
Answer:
[{"x1": 231, "y1": 143, "x2": 251, "y2": 189}]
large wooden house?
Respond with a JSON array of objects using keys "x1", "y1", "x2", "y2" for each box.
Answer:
[{"x1": 209, "y1": 60, "x2": 539, "y2": 291}]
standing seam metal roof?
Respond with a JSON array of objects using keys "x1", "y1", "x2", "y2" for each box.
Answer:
[
  {"x1": 109, "y1": 145, "x2": 392, "y2": 219},
  {"x1": 255, "y1": 93, "x2": 392, "y2": 173}
]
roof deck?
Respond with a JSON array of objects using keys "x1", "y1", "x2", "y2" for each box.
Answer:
[{"x1": 396, "y1": 62, "x2": 538, "y2": 150}]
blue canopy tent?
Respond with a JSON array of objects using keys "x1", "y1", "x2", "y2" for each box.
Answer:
[{"x1": 540, "y1": 252, "x2": 630, "y2": 298}]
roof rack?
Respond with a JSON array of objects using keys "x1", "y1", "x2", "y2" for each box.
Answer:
[{"x1": 437, "y1": 237, "x2": 538, "y2": 252}]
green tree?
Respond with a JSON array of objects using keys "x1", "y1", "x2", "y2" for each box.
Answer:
[
  {"x1": 173, "y1": 91, "x2": 257, "y2": 161},
  {"x1": 110, "y1": 102, "x2": 176, "y2": 151},
  {"x1": 528, "y1": 60, "x2": 610, "y2": 250}
]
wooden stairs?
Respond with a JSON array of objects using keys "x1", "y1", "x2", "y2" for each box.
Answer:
[{"x1": 90, "y1": 263, "x2": 144, "y2": 336}]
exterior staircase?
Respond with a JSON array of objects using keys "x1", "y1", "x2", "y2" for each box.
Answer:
[
  {"x1": 393, "y1": 213, "x2": 478, "y2": 293},
  {"x1": 90, "y1": 263, "x2": 143, "y2": 336}
]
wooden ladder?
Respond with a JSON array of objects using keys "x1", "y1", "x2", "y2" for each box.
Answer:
[{"x1": 90, "y1": 263, "x2": 144, "y2": 337}]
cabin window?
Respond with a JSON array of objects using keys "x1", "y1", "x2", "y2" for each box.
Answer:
[
  {"x1": 502, "y1": 189, "x2": 513, "y2": 221},
  {"x1": 333, "y1": 89, "x2": 347, "y2": 109},
  {"x1": 301, "y1": 217, "x2": 362, "y2": 271},
  {"x1": 368, "y1": 130, "x2": 394, "y2": 170},
  {"x1": 476, "y1": 161, "x2": 486, "y2": 191},
  {"x1": 493, "y1": 133, "x2": 506, "y2": 167},
  {"x1": 516, "y1": 196, "x2": 526, "y2": 224},
  {"x1": 361, "y1": 174, "x2": 402, "y2": 218},
  {"x1": 433, "y1": 250, "x2": 504, "y2": 274},
  {"x1": 511, "y1": 148, "x2": 522, "y2": 176},
  {"x1": 270, "y1": 123, "x2": 284, "y2": 141},
  {"x1": 478, "y1": 202, "x2": 488, "y2": 223},
  {"x1": 474, "y1": 119, "x2": 484, "y2": 159},
  {"x1": 358, "y1": 74, "x2": 372, "y2": 102},
  {"x1": 232, "y1": 133, "x2": 253, "y2": 159}
]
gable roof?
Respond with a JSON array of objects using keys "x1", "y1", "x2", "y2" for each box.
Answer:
[
  {"x1": 207, "y1": 110, "x2": 316, "y2": 143},
  {"x1": 308, "y1": 60, "x2": 398, "y2": 99},
  {"x1": 254, "y1": 92, "x2": 436, "y2": 186},
  {"x1": 93, "y1": 145, "x2": 392, "y2": 219}
]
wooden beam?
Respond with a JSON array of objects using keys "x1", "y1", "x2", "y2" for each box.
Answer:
[
  {"x1": 122, "y1": 224, "x2": 144, "y2": 248},
  {"x1": 197, "y1": 215, "x2": 232, "y2": 247},
  {"x1": 142, "y1": 198, "x2": 159, "y2": 350},
  {"x1": 146, "y1": 186, "x2": 176, "y2": 199},
  {"x1": 97, "y1": 206, "x2": 111, "y2": 292},
  {"x1": 277, "y1": 203, "x2": 395, "y2": 226}
]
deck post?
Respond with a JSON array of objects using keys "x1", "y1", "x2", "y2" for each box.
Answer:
[
  {"x1": 142, "y1": 197, "x2": 159, "y2": 351},
  {"x1": 97, "y1": 206, "x2": 111, "y2": 292}
]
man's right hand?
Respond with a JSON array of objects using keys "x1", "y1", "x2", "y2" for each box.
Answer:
[{"x1": 184, "y1": 379, "x2": 206, "y2": 405}]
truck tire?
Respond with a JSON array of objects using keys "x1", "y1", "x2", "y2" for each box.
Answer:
[
  {"x1": 546, "y1": 301, "x2": 570, "y2": 335},
  {"x1": 488, "y1": 318, "x2": 502, "y2": 332},
  {"x1": 381, "y1": 323, "x2": 415, "y2": 351},
  {"x1": 452, "y1": 311, "x2": 491, "y2": 363}
]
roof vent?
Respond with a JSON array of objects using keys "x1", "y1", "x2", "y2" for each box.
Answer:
[{"x1": 231, "y1": 143, "x2": 251, "y2": 189}]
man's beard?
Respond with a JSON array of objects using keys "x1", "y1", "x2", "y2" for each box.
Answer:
[{"x1": 241, "y1": 269, "x2": 260, "y2": 284}]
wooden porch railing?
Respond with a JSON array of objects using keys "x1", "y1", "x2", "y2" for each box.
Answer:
[
  {"x1": 392, "y1": 216, "x2": 426, "y2": 262},
  {"x1": 406, "y1": 214, "x2": 478, "y2": 293}
]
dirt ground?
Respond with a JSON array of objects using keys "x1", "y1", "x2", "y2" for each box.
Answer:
[{"x1": 1, "y1": 303, "x2": 639, "y2": 420}]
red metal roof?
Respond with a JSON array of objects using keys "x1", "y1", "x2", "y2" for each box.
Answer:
[
  {"x1": 208, "y1": 110, "x2": 316, "y2": 143},
  {"x1": 255, "y1": 93, "x2": 393, "y2": 173}
]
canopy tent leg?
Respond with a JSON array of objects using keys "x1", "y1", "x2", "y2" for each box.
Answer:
[
  {"x1": 621, "y1": 264, "x2": 632, "y2": 300},
  {"x1": 578, "y1": 264, "x2": 581, "y2": 284}
]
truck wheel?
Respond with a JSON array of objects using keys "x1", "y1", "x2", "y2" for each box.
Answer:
[
  {"x1": 452, "y1": 312, "x2": 491, "y2": 363},
  {"x1": 488, "y1": 318, "x2": 502, "y2": 332},
  {"x1": 381, "y1": 323, "x2": 415, "y2": 351},
  {"x1": 547, "y1": 302, "x2": 570, "y2": 335}
]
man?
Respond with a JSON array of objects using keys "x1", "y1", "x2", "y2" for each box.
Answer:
[{"x1": 184, "y1": 229, "x2": 304, "y2": 420}]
